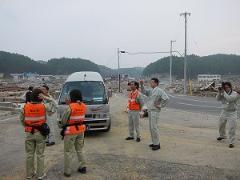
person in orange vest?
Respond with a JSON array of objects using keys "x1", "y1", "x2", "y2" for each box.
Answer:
[
  {"x1": 125, "y1": 81, "x2": 144, "y2": 142},
  {"x1": 20, "y1": 88, "x2": 53, "y2": 180},
  {"x1": 59, "y1": 89, "x2": 87, "y2": 177}
]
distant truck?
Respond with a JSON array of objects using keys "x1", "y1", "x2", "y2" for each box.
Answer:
[{"x1": 58, "y1": 71, "x2": 111, "y2": 132}]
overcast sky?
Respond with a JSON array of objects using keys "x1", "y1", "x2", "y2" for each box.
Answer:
[{"x1": 0, "y1": 0, "x2": 240, "y2": 68}]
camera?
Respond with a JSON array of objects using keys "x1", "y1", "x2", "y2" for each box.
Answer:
[
  {"x1": 217, "y1": 82, "x2": 225, "y2": 91},
  {"x1": 221, "y1": 82, "x2": 226, "y2": 88}
]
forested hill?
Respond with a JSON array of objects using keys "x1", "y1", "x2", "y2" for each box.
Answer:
[
  {"x1": 0, "y1": 51, "x2": 47, "y2": 74},
  {"x1": 0, "y1": 51, "x2": 100, "y2": 75},
  {"x1": 0, "y1": 51, "x2": 144, "y2": 77},
  {"x1": 1, "y1": 51, "x2": 240, "y2": 78},
  {"x1": 142, "y1": 54, "x2": 240, "y2": 78}
]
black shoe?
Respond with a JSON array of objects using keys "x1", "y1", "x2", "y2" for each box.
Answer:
[
  {"x1": 125, "y1": 137, "x2": 134, "y2": 140},
  {"x1": 46, "y1": 142, "x2": 55, "y2": 146},
  {"x1": 136, "y1": 137, "x2": 141, "y2": 142},
  {"x1": 229, "y1": 144, "x2": 234, "y2": 148},
  {"x1": 149, "y1": 144, "x2": 154, "y2": 147},
  {"x1": 152, "y1": 144, "x2": 161, "y2": 151},
  {"x1": 64, "y1": 173, "x2": 71, "y2": 177},
  {"x1": 217, "y1": 137, "x2": 225, "y2": 141},
  {"x1": 78, "y1": 167, "x2": 87, "y2": 174}
]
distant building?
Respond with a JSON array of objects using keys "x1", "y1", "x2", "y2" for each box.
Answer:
[
  {"x1": 198, "y1": 74, "x2": 221, "y2": 82},
  {"x1": 55, "y1": 75, "x2": 68, "y2": 80},
  {"x1": 10, "y1": 72, "x2": 39, "y2": 82},
  {"x1": 27, "y1": 73, "x2": 40, "y2": 81},
  {"x1": 39, "y1": 75, "x2": 55, "y2": 82},
  {"x1": 11, "y1": 73, "x2": 25, "y2": 81}
]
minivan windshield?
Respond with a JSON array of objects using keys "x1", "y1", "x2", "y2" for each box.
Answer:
[{"x1": 59, "y1": 81, "x2": 107, "y2": 105}]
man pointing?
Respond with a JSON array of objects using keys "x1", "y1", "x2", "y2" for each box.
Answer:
[{"x1": 140, "y1": 78, "x2": 169, "y2": 151}]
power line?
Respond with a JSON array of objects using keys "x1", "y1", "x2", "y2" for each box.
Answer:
[{"x1": 126, "y1": 51, "x2": 171, "y2": 55}]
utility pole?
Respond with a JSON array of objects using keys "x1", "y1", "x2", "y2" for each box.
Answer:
[
  {"x1": 170, "y1": 40, "x2": 176, "y2": 86},
  {"x1": 180, "y1": 12, "x2": 191, "y2": 94}
]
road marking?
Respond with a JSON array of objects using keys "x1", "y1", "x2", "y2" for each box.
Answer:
[
  {"x1": 168, "y1": 94, "x2": 216, "y2": 103},
  {"x1": 177, "y1": 102, "x2": 221, "y2": 108}
]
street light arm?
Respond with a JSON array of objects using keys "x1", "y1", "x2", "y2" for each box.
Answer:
[
  {"x1": 180, "y1": 12, "x2": 191, "y2": 16},
  {"x1": 120, "y1": 51, "x2": 127, "y2": 54}
]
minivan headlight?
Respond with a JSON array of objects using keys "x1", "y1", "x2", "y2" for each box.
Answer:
[{"x1": 102, "y1": 113, "x2": 109, "y2": 118}]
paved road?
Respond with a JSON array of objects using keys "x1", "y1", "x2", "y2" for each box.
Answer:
[
  {"x1": 167, "y1": 93, "x2": 222, "y2": 115},
  {"x1": 123, "y1": 91, "x2": 222, "y2": 115}
]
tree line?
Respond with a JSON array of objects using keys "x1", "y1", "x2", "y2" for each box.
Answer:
[
  {"x1": 1, "y1": 51, "x2": 240, "y2": 78},
  {"x1": 143, "y1": 54, "x2": 240, "y2": 78}
]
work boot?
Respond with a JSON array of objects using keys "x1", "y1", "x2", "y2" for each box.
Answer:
[
  {"x1": 229, "y1": 144, "x2": 234, "y2": 148},
  {"x1": 26, "y1": 171, "x2": 36, "y2": 179},
  {"x1": 37, "y1": 173, "x2": 46, "y2": 180},
  {"x1": 64, "y1": 173, "x2": 71, "y2": 177},
  {"x1": 217, "y1": 137, "x2": 225, "y2": 141},
  {"x1": 152, "y1": 144, "x2": 161, "y2": 151},
  {"x1": 46, "y1": 142, "x2": 55, "y2": 146},
  {"x1": 26, "y1": 174, "x2": 35, "y2": 179},
  {"x1": 78, "y1": 167, "x2": 87, "y2": 174},
  {"x1": 136, "y1": 137, "x2": 141, "y2": 142},
  {"x1": 125, "y1": 137, "x2": 134, "y2": 140}
]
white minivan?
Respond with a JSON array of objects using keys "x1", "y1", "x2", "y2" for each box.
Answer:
[{"x1": 58, "y1": 71, "x2": 111, "y2": 132}]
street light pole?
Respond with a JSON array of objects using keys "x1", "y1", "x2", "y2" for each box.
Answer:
[
  {"x1": 170, "y1": 40, "x2": 176, "y2": 86},
  {"x1": 117, "y1": 48, "x2": 120, "y2": 93},
  {"x1": 117, "y1": 49, "x2": 127, "y2": 93},
  {"x1": 180, "y1": 12, "x2": 191, "y2": 94}
]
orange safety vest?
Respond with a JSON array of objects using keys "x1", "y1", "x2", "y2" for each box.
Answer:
[
  {"x1": 65, "y1": 102, "x2": 87, "y2": 135},
  {"x1": 24, "y1": 103, "x2": 46, "y2": 133},
  {"x1": 128, "y1": 90, "x2": 141, "y2": 111}
]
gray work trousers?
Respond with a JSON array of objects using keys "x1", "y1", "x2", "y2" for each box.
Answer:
[
  {"x1": 148, "y1": 110, "x2": 160, "y2": 145},
  {"x1": 128, "y1": 110, "x2": 140, "y2": 138},
  {"x1": 64, "y1": 133, "x2": 86, "y2": 174},
  {"x1": 25, "y1": 132, "x2": 46, "y2": 178},
  {"x1": 46, "y1": 115, "x2": 56, "y2": 143},
  {"x1": 219, "y1": 110, "x2": 237, "y2": 144}
]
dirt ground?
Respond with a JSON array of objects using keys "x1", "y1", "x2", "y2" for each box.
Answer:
[{"x1": 1, "y1": 94, "x2": 240, "y2": 180}]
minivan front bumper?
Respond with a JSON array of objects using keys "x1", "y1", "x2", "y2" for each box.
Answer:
[{"x1": 84, "y1": 117, "x2": 111, "y2": 131}]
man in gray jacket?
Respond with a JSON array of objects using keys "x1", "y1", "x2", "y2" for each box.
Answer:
[
  {"x1": 140, "y1": 78, "x2": 169, "y2": 150},
  {"x1": 216, "y1": 82, "x2": 240, "y2": 148},
  {"x1": 41, "y1": 85, "x2": 58, "y2": 146}
]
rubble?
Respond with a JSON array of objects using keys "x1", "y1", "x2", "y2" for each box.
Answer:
[{"x1": 0, "y1": 76, "x2": 66, "y2": 111}]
